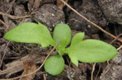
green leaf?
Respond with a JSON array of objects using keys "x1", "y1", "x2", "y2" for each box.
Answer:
[
  {"x1": 44, "y1": 55, "x2": 65, "y2": 75},
  {"x1": 71, "y1": 32, "x2": 84, "y2": 47},
  {"x1": 67, "y1": 39, "x2": 117, "y2": 66},
  {"x1": 53, "y1": 23, "x2": 71, "y2": 54},
  {"x1": 4, "y1": 22, "x2": 55, "y2": 47}
]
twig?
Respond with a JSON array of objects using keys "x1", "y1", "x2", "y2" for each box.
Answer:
[
  {"x1": 91, "y1": 63, "x2": 96, "y2": 80},
  {"x1": 0, "y1": 42, "x2": 10, "y2": 68},
  {"x1": 7, "y1": 0, "x2": 16, "y2": 13},
  {"x1": 60, "y1": 0, "x2": 122, "y2": 43},
  {"x1": 117, "y1": 45, "x2": 122, "y2": 51},
  {"x1": 57, "y1": 0, "x2": 68, "y2": 9},
  {"x1": 0, "y1": 20, "x2": 9, "y2": 29},
  {"x1": 0, "y1": 12, "x2": 31, "y2": 20},
  {"x1": 95, "y1": 64, "x2": 101, "y2": 80},
  {"x1": 110, "y1": 33, "x2": 122, "y2": 44}
]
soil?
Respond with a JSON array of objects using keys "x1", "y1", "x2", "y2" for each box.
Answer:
[{"x1": 0, "y1": 0, "x2": 122, "y2": 80}]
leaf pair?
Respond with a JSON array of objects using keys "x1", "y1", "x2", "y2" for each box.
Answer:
[{"x1": 4, "y1": 22, "x2": 71, "y2": 53}]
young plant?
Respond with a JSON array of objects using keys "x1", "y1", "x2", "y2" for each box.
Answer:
[{"x1": 4, "y1": 22, "x2": 117, "y2": 75}]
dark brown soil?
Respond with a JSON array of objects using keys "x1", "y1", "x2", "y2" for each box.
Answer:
[{"x1": 0, "y1": 0, "x2": 122, "y2": 80}]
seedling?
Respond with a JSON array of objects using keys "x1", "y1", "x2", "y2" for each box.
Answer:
[{"x1": 4, "y1": 22, "x2": 117, "y2": 75}]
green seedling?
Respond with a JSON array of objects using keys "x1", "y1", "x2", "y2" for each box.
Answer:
[{"x1": 4, "y1": 22, "x2": 117, "y2": 75}]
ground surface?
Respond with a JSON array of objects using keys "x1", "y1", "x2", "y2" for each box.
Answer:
[{"x1": 0, "y1": 0, "x2": 122, "y2": 80}]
